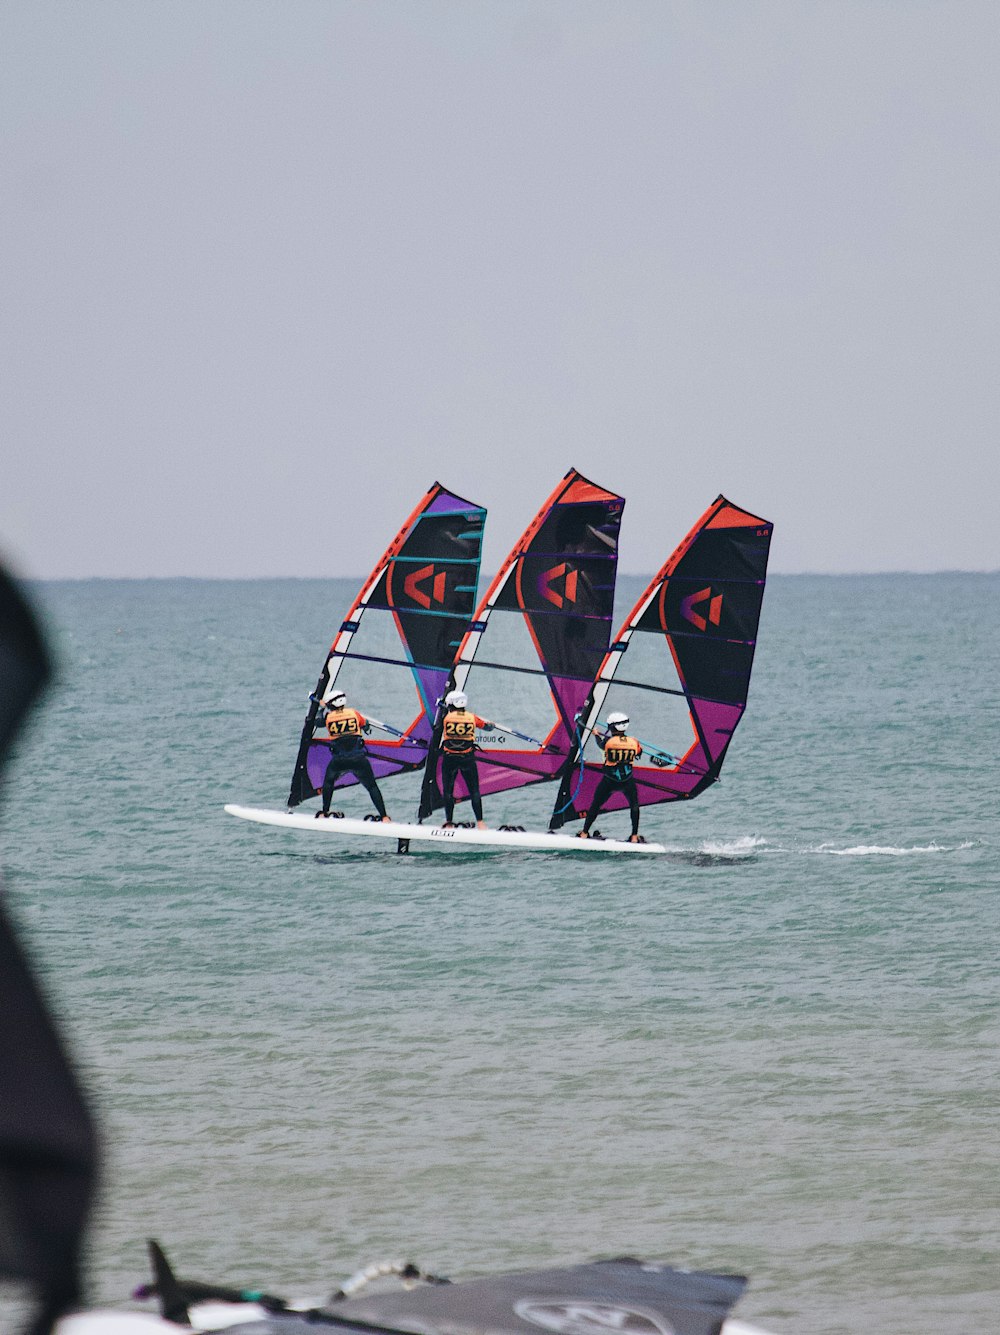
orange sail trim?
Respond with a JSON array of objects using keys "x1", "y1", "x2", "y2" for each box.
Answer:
[
  {"x1": 706, "y1": 503, "x2": 768, "y2": 530},
  {"x1": 652, "y1": 495, "x2": 770, "y2": 586},
  {"x1": 562, "y1": 477, "x2": 622, "y2": 506},
  {"x1": 657, "y1": 496, "x2": 730, "y2": 583}
]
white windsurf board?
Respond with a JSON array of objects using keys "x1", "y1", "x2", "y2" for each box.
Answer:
[{"x1": 224, "y1": 805, "x2": 665, "y2": 854}]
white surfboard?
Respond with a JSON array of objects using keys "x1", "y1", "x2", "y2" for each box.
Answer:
[{"x1": 224, "y1": 805, "x2": 665, "y2": 854}]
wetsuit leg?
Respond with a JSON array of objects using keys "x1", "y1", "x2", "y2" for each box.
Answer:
[
  {"x1": 321, "y1": 755, "x2": 350, "y2": 813},
  {"x1": 582, "y1": 774, "x2": 615, "y2": 833},
  {"x1": 623, "y1": 774, "x2": 640, "y2": 836},
  {"x1": 441, "y1": 754, "x2": 459, "y2": 822},
  {"x1": 351, "y1": 756, "x2": 388, "y2": 819},
  {"x1": 460, "y1": 755, "x2": 483, "y2": 821}
]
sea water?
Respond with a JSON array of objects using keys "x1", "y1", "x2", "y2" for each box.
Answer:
[{"x1": 1, "y1": 574, "x2": 997, "y2": 1335}]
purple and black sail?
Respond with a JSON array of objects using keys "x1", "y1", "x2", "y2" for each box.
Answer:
[
  {"x1": 548, "y1": 495, "x2": 773, "y2": 828},
  {"x1": 287, "y1": 483, "x2": 486, "y2": 807},
  {"x1": 419, "y1": 468, "x2": 624, "y2": 818}
]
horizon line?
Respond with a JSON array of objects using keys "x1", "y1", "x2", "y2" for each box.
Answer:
[{"x1": 18, "y1": 567, "x2": 1000, "y2": 583}]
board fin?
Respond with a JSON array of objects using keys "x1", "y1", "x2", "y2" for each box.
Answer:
[{"x1": 138, "y1": 1238, "x2": 290, "y2": 1321}]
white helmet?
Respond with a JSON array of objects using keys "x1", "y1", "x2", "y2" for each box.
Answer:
[
  {"x1": 328, "y1": 689, "x2": 347, "y2": 708},
  {"x1": 606, "y1": 711, "x2": 629, "y2": 733},
  {"x1": 445, "y1": 690, "x2": 468, "y2": 709}
]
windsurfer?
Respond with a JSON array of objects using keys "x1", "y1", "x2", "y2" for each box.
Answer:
[
  {"x1": 578, "y1": 711, "x2": 643, "y2": 842},
  {"x1": 439, "y1": 690, "x2": 494, "y2": 830},
  {"x1": 315, "y1": 689, "x2": 391, "y2": 822}
]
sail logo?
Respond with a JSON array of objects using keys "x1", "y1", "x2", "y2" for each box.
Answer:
[
  {"x1": 539, "y1": 562, "x2": 578, "y2": 608},
  {"x1": 514, "y1": 1300, "x2": 675, "y2": 1335},
  {"x1": 680, "y1": 586, "x2": 723, "y2": 631},
  {"x1": 403, "y1": 564, "x2": 446, "y2": 609}
]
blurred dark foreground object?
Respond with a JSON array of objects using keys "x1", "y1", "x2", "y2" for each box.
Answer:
[{"x1": 0, "y1": 566, "x2": 99, "y2": 1335}]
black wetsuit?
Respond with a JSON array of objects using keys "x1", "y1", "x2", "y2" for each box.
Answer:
[
  {"x1": 321, "y1": 707, "x2": 387, "y2": 818},
  {"x1": 441, "y1": 753, "x2": 483, "y2": 823},
  {"x1": 582, "y1": 733, "x2": 642, "y2": 836},
  {"x1": 440, "y1": 708, "x2": 486, "y2": 823}
]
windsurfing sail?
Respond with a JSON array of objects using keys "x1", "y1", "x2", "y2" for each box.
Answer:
[
  {"x1": 287, "y1": 484, "x2": 486, "y2": 807},
  {"x1": 549, "y1": 495, "x2": 773, "y2": 828},
  {"x1": 418, "y1": 468, "x2": 624, "y2": 819}
]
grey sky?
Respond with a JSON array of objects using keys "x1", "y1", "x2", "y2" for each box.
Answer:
[{"x1": 3, "y1": 1, "x2": 998, "y2": 578}]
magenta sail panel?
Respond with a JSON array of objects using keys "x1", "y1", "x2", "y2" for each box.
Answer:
[
  {"x1": 423, "y1": 750, "x2": 566, "y2": 805},
  {"x1": 557, "y1": 762, "x2": 704, "y2": 823},
  {"x1": 689, "y1": 698, "x2": 746, "y2": 769},
  {"x1": 305, "y1": 738, "x2": 432, "y2": 793}
]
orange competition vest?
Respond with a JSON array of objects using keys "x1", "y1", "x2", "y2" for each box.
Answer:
[
  {"x1": 325, "y1": 706, "x2": 367, "y2": 752},
  {"x1": 602, "y1": 733, "x2": 642, "y2": 779},
  {"x1": 441, "y1": 709, "x2": 485, "y2": 756}
]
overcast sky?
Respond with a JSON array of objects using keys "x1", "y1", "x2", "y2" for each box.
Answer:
[{"x1": 3, "y1": 1, "x2": 998, "y2": 578}]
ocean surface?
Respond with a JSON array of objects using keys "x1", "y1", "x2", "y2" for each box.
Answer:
[{"x1": 1, "y1": 573, "x2": 997, "y2": 1335}]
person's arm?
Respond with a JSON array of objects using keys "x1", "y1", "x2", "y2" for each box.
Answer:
[{"x1": 474, "y1": 714, "x2": 494, "y2": 731}]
